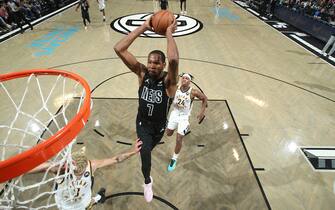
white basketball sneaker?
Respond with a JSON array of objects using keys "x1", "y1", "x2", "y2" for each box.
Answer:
[{"x1": 143, "y1": 176, "x2": 153, "y2": 202}]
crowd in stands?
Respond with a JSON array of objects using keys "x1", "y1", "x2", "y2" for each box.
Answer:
[
  {"x1": 0, "y1": 0, "x2": 73, "y2": 35},
  {"x1": 278, "y1": 0, "x2": 335, "y2": 24}
]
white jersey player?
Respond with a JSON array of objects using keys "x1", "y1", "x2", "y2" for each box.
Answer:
[
  {"x1": 55, "y1": 161, "x2": 94, "y2": 210},
  {"x1": 29, "y1": 139, "x2": 142, "y2": 209},
  {"x1": 168, "y1": 83, "x2": 193, "y2": 135},
  {"x1": 97, "y1": 0, "x2": 106, "y2": 21},
  {"x1": 166, "y1": 73, "x2": 207, "y2": 172}
]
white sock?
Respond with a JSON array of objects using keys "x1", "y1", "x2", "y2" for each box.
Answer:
[
  {"x1": 172, "y1": 153, "x2": 179, "y2": 160},
  {"x1": 92, "y1": 194, "x2": 101, "y2": 203}
]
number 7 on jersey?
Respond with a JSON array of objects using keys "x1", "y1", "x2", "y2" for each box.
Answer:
[{"x1": 147, "y1": 104, "x2": 154, "y2": 116}]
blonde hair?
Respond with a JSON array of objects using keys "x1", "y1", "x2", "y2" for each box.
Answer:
[{"x1": 71, "y1": 147, "x2": 88, "y2": 176}]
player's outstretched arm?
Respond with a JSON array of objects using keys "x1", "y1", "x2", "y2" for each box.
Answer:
[
  {"x1": 91, "y1": 139, "x2": 142, "y2": 173},
  {"x1": 114, "y1": 18, "x2": 152, "y2": 82},
  {"x1": 165, "y1": 18, "x2": 179, "y2": 97},
  {"x1": 28, "y1": 162, "x2": 60, "y2": 174},
  {"x1": 192, "y1": 89, "x2": 208, "y2": 123}
]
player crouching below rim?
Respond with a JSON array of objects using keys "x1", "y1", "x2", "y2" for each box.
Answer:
[{"x1": 29, "y1": 139, "x2": 143, "y2": 210}]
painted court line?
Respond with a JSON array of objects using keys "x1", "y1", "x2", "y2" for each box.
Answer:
[
  {"x1": 247, "y1": 8, "x2": 260, "y2": 16},
  {"x1": 290, "y1": 35, "x2": 335, "y2": 62}
]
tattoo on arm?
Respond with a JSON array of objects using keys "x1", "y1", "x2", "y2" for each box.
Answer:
[{"x1": 115, "y1": 153, "x2": 132, "y2": 163}]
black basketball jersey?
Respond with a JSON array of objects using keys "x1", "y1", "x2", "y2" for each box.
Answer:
[
  {"x1": 137, "y1": 72, "x2": 171, "y2": 122},
  {"x1": 80, "y1": 0, "x2": 89, "y2": 11},
  {"x1": 160, "y1": 0, "x2": 168, "y2": 9}
]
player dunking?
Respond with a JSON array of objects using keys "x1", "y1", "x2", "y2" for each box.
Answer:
[
  {"x1": 114, "y1": 17, "x2": 178, "y2": 202},
  {"x1": 166, "y1": 73, "x2": 207, "y2": 171}
]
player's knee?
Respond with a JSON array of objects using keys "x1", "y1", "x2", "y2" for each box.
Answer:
[
  {"x1": 167, "y1": 132, "x2": 173, "y2": 136},
  {"x1": 166, "y1": 129, "x2": 174, "y2": 136},
  {"x1": 140, "y1": 146, "x2": 151, "y2": 156}
]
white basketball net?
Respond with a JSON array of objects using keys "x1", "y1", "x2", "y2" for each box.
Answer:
[{"x1": 0, "y1": 72, "x2": 90, "y2": 209}]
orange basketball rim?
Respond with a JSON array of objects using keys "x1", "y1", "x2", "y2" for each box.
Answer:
[{"x1": 0, "y1": 69, "x2": 91, "y2": 183}]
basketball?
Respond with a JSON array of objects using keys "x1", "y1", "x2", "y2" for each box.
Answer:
[{"x1": 151, "y1": 10, "x2": 175, "y2": 35}]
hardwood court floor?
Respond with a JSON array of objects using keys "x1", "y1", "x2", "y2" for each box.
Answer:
[
  {"x1": 0, "y1": 0, "x2": 334, "y2": 209},
  {"x1": 79, "y1": 98, "x2": 268, "y2": 210}
]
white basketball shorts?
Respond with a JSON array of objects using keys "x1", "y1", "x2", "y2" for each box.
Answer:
[{"x1": 167, "y1": 110, "x2": 190, "y2": 135}]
